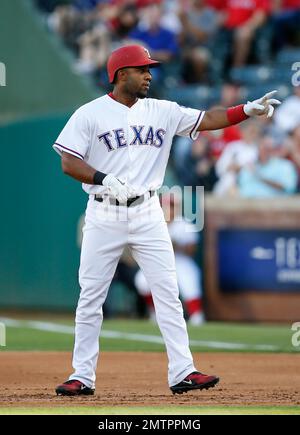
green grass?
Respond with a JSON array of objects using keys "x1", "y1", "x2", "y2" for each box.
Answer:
[
  {"x1": 0, "y1": 316, "x2": 299, "y2": 353},
  {"x1": 0, "y1": 315, "x2": 299, "y2": 415},
  {"x1": 0, "y1": 406, "x2": 299, "y2": 415},
  {"x1": 103, "y1": 320, "x2": 298, "y2": 352},
  {"x1": 3, "y1": 327, "x2": 75, "y2": 351}
]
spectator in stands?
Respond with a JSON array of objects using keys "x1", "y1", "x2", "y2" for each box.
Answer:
[
  {"x1": 160, "y1": 0, "x2": 183, "y2": 36},
  {"x1": 173, "y1": 81, "x2": 242, "y2": 181},
  {"x1": 172, "y1": 81, "x2": 242, "y2": 192},
  {"x1": 203, "y1": 81, "x2": 242, "y2": 160},
  {"x1": 274, "y1": 86, "x2": 300, "y2": 133},
  {"x1": 177, "y1": 0, "x2": 220, "y2": 83},
  {"x1": 173, "y1": 133, "x2": 218, "y2": 191},
  {"x1": 238, "y1": 134, "x2": 298, "y2": 197},
  {"x1": 128, "y1": 3, "x2": 179, "y2": 64},
  {"x1": 220, "y1": 79, "x2": 242, "y2": 106},
  {"x1": 107, "y1": 1, "x2": 148, "y2": 36},
  {"x1": 211, "y1": 0, "x2": 271, "y2": 68},
  {"x1": 48, "y1": 0, "x2": 108, "y2": 52},
  {"x1": 75, "y1": 2, "x2": 140, "y2": 74},
  {"x1": 256, "y1": 110, "x2": 287, "y2": 147},
  {"x1": 134, "y1": 194, "x2": 205, "y2": 325},
  {"x1": 271, "y1": 0, "x2": 300, "y2": 51},
  {"x1": 213, "y1": 120, "x2": 260, "y2": 196},
  {"x1": 279, "y1": 124, "x2": 300, "y2": 191},
  {"x1": 75, "y1": 20, "x2": 111, "y2": 74}
]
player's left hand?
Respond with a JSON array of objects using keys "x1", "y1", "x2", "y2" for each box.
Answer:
[
  {"x1": 243, "y1": 90, "x2": 281, "y2": 118},
  {"x1": 102, "y1": 173, "x2": 129, "y2": 203},
  {"x1": 126, "y1": 184, "x2": 137, "y2": 199}
]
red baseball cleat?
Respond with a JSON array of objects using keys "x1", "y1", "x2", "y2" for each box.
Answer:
[
  {"x1": 55, "y1": 380, "x2": 95, "y2": 396},
  {"x1": 170, "y1": 371, "x2": 219, "y2": 394}
]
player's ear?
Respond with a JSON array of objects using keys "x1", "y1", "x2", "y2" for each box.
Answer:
[{"x1": 117, "y1": 68, "x2": 128, "y2": 83}]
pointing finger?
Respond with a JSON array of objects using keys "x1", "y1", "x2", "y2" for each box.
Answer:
[
  {"x1": 261, "y1": 90, "x2": 278, "y2": 101},
  {"x1": 267, "y1": 98, "x2": 281, "y2": 105}
]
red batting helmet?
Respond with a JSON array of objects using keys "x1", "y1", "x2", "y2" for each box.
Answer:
[{"x1": 107, "y1": 45, "x2": 160, "y2": 84}]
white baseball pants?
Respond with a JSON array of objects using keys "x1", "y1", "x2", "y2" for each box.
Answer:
[
  {"x1": 135, "y1": 252, "x2": 203, "y2": 301},
  {"x1": 69, "y1": 194, "x2": 196, "y2": 388}
]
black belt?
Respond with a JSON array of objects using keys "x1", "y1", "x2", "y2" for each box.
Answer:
[{"x1": 94, "y1": 191, "x2": 155, "y2": 207}]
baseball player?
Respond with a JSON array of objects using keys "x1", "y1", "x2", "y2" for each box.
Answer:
[{"x1": 53, "y1": 45, "x2": 280, "y2": 396}]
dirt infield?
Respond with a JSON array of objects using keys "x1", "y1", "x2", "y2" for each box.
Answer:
[{"x1": 0, "y1": 352, "x2": 299, "y2": 407}]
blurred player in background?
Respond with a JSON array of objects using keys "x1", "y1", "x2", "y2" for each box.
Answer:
[{"x1": 135, "y1": 193, "x2": 205, "y2": 325}]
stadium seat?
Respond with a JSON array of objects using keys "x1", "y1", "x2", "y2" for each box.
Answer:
[
  {"x1": 165, "y1": 85, "x2": 214, "y2": 109},
  {"x1": 161, "y1": 60, "x2": 182, "y2": 87},
  {"x1": 230, "y1": 66, "x2": 273, "y2": 85},
  {"x1": 242, "y1": 84, "x2": 291, "y2": 101},
  {"x1": 273, "y1": 67, "x2": 296, "y2": 84},
  {"x1": 276, "y1": 48, "x2": 300, "y2": 65}
]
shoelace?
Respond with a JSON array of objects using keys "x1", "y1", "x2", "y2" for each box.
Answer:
[{"x1": 186, "y1": 372, "x2": 206, "y2": 380}]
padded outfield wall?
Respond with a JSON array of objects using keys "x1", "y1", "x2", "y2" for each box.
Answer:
[
  {"x1": 0, "y1": 0, "x2": 100, "y2": 310},
  {"x1": 0, "y1": 115, "x2": 87, "y2": 309},
  {"x1": 0, "y1": 0, "x2": 97, "y2": 124}
]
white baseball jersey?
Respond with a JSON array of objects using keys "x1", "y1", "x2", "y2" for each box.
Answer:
[{"x1": 53, "y1": 94, "x2": 205, "y2": 196}]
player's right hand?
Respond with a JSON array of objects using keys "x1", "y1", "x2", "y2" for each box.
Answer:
[
  {"x1": 243, "y1": 90, "x2": 281, "y2": 118},
  {"x1": 102, "y1": 173, "x2": 129, "y2": 203}
]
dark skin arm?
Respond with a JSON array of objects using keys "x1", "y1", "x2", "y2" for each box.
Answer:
[
  {"x1": 197, "y1": 108, "x2": 235, "y2": 131},
  {"x1": 61, "y1": 151, "x2": 97, "y2": 184},
  {"x1": 179, "y1": 11, "x2": 209, "y2": 44}
]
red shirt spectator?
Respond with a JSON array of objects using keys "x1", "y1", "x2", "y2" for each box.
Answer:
[
  {"x1": 208, "y1": 0, "x2": 271, "y2": 28},
  {"x1": 282, "y1": 0, "x2": 300, "y2": 9},
  {"x1": 203, "y1": 125, "x2": 242, "y2": 160},
  {"x1": 136, "y1": 0, "x2": 162, "y2": 7},
  {"x1": 205, "y1": 0, "x2": 223, "y2": 8}
]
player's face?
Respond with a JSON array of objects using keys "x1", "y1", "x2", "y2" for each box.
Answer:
[{"x1": 123, "y1": 66, "x2": 152, "y2": 98}]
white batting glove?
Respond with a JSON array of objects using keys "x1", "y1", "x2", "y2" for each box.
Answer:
[
  {"x1": 102, "y1": 174, "x2": 129, "y2": 203},
  {"x1": 126, "y1": 184, "x2": 137, "y2": 199},
  {"x1": 244, "y1": 90, "x2": 281, "y2": 118}
]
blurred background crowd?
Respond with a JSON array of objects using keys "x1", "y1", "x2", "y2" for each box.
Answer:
[
  {"x1": 34, "y1": 0, "x2": 300, "y2": 199},
  {"x1": 31, "y1": 0, "x2": 300, "y2": 322}
]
